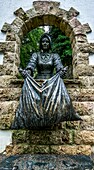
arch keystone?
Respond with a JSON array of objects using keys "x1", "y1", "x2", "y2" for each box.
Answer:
[{"x1": 33, "y1": 1, "x2": 60, "y2": 14}]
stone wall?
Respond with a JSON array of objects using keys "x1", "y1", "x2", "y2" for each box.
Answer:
[{"x1": 0, "y1": 1, "x2": 94, "y2": 156}]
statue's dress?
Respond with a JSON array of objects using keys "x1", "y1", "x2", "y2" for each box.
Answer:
[{"x1": 12, "y1": 52, "x2": 81, "y2": 129}]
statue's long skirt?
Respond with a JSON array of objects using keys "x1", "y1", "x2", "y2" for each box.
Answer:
[{"x1": 11, "y1": 73, "x2": 80, "y2": 129}]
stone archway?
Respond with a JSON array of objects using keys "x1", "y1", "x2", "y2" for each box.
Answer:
[
  {"x1": 0, "y1": 1, "x2": 94, "y2": 78},
  {"x1": 0, "y1": 1, "x2": 94, "y2": 156}
]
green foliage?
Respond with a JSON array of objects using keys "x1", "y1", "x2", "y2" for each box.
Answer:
[
  {"x1": 49, "y1": 26, "x2": 72, "y2": 66},
  {"x1": 20, "y1": 27, "x2": 45, "y2": 69},
  {"x1": 20, "y1": 26, "x2": 72, "y2": 78}
]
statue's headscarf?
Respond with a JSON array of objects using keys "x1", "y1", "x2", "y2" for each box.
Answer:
[{"x1": 39, "y1": 33, "x2": 52, "y2": 50}]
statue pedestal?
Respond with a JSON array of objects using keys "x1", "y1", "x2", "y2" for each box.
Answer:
[{"x1": 5, "y1": 126, "x2": 92, "y2": 156}]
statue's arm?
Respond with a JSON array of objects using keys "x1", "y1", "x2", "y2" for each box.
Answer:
[
  {"x1": 53, "y1": 53, "x2": 68, "y2": 78},
  {"x1": 26, "y1": 52, "x2": 38, "y2": 75},
  {"x1": 53, "y1": 53, "x2": 64, "y2": 72},
  {"x1": 19, "y1": 53, "x2": 38, "y2": 78}
]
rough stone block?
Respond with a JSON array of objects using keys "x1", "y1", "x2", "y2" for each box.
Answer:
[
  {"x1": 13, "y1": 130, "x2": 50, "y2": 145},
  {"x1": 1, "y1": 64, "x2": 19, "y2": 76},
  {"x1": 77, "y1": 52, "x2": 89, "y2": 65},
  {"x1": 79, "y1": 76, "x2": 94, "y2": 88},
  {"x1": 6, "y1": 144, "x2": 34, "y2": 156},
  {"x1": 90, "y1": 43, "x2": 94, "y2": 53},
  {"x1": 30, "y1": 130, "x2": 51, "y2": 145},
  {"x1": 83, "y1": 23, "x2": 92, "y2": 33},
  {"x1": 0, "y1": 101, "x2": 18, "y2": 129},
  {"x1": 12, "y1": 129, "x2": 72, "y2": 145},
  {"x1": 60, "y1": 19, "x2": 68, "y2": 34},
  {"x1": 0, "y1": 88, "x2": 21, "y2": 101},
  {"x1": 0, "y1": 101, "x2": 18, "y2": 115},
  {"x1": 69, "y1": 18, "x2": 81, "y2": 29},
  {"x1": 67, "y1": 88, "x2": 94, "y2": 101},
  {"x1": 64, "y1": 79, "x2": 81, "y2": 88},
  {"x1": 76, "y1": 42, "x2": 90, "y2": 53},
  {"x1": 5, "y1": 41, "x2": 16, "y2": 53},
  {"x1": 68, "y1": 7, "x2": 79, "y2": 17},
  {"x1": 63, "y1": 121, "x2": 81, "y2": 131},
  {"x1": 0, "y1": 76, "x2": 23, "y2": 88},
  {"x1": 0, "y1": 42, "x2": 6, "y2": 52},
  {"x1": 0, "y1": 50, "x2": 20, "y2": 77},
  {"x1": 63, "y1": 114, "x2": 94, "y2": 131},
  {"x1": 73, "y1": 25, "x2": 86, "y2": 36},
  {"x1": 34, "y1": 145, "x2": 49, "y2": 154},
  {"x1": 65, "y1": 22, "x2": 73, "y2": 37},
  {"x1": 80, "y1": 115, "x2": 94, "y2": 130},
  {"x1": 12, "y1": 130, "x2": 30, "y2": 144},
  {"x1": 74, "y1": 130, "x2": 94, "y2": 145},
  {"x1": 33, "y1": 1, "x2": 60, "y2": 14},
  {"x1": 11, "y1": 17, "x2": 28, "y2": 39},
  {"x1": 6, "y1": 30, "x2": 21, "y2": 42},
  {"x1": 0, "y1": 76, "x2": 14, "y2": 87},
  {"x1": 50, "y1": 145, "x2": 91, "y2": 155},
  {"x1": 25, "y1": 18, "x2": 39, "y2": 32},
  {"x1": 73, "y1": 101, "x2": 94, "y2": 115},
  {"x1": 14, "y1": 7, "x2": 29, "y2": 21},
  {"x1": 1, "y1": 22, "x2": 11, "y2": 33},
  {"x1": 76, "y1": 65, "x2": 94, "y2": 76},
  {"x1": 49, "y1": 129, "x2": 70, "y2": 144}
]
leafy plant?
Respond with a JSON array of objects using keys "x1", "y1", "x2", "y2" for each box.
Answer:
[
  {"x1": 49, "y1": 26, "x2": 72, "y2": 66},
  {"x1": 49, "y1": 26, "x2": 73, "y2": 78},
  {"x1": 20, "y1": 27, "x2": 45, "y2": 69}
]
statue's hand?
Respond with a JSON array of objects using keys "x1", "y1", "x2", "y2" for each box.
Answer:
[
  {"x1": 18, "y1": 68, "x2": 31, "y2": 79},
  {"x1": 59, "y1": 66, "x2": 68, "y2": 78}
]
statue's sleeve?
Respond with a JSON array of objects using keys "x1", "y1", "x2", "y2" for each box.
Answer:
[
  {"x1": 53, "y1": 53, "x2": 64, "y2": 72},
  {"x1": 26, "y1": 52, "x2": 38, "y2": 72}
]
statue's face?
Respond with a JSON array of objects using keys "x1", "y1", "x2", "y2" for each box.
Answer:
[{"x1": 41, "y1": 37, "x2": 50, "y2": 51}]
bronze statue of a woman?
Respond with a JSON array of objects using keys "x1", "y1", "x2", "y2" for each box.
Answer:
[{"x1": 12, "y1": 33, "x2": 81, "y2": 129}]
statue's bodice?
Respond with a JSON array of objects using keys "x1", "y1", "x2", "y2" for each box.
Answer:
[
  {"x1": 26, "y1": 52, "x2": 63, "y2": 79},
  {"x1": 37, "y1": 53, "x2": 54, "y2": 79}
]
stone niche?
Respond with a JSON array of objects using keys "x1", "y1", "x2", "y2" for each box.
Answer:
[{"x1": 0, "y1": 1, "x2": 94, "y2": 156}]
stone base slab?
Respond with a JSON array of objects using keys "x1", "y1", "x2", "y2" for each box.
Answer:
[{"x1": 0, "y1": 154, "x2": 94, "y2": 170}]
